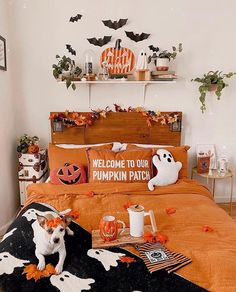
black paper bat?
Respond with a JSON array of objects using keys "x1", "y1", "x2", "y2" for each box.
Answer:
[
  {"x1": 102, "y1": 18, "x2": 128, "y2": 30},
  {"x1": 66, "y1": 44, "x2": 76, "y2": 56},
  {"x1": 87, "y1": 36, "x2": 112, "y2": 47},
  {"x1": 149, "y1": 45, "x2": 159, "y2": 52},
  {"x1": 125, "y1": 31, "x2": 150, "y2": 42},
  {"x1": 69, "y1": 14, "x2": 82, "y2": 22}
]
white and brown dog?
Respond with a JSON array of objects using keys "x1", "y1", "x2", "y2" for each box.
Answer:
[{"x1": 32, "y1": 213, "x2": 74, "y2": 274}]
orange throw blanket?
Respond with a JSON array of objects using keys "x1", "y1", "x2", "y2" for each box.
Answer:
[{"x1": 26, "y1": 179, "x2": 236, "y2": 292}]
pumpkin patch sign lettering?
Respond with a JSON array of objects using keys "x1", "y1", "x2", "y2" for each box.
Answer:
[
  {"x1": 100, "y1": 39, "x2": 135, "y2": 75},
  {"x1": 87, "y1": 149, "x2": 153, "y2": 183}
]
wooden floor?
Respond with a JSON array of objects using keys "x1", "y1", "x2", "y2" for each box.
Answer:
[{"x1": 218, "y1": 202, "x2": 236, "y2": 220}]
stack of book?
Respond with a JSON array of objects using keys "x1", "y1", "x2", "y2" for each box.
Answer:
[{"x1": 151, "y1": 70, "x2": 177, "y2": 81}]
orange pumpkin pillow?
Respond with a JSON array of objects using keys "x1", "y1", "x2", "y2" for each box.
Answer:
[
  {"x1": 87, "y1": 148, "x2": 153, "y2": 183},
  {"x1": 50, "y1": 163, "x2": 87, "y2": 185},
  {"x1": 48, "y1": 143, "x2": 113, "y2": 171},
  {"x1": 126, "y1": 144, "x2": 190, "y2": 179}
]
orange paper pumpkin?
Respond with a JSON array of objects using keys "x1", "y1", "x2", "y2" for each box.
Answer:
[
  {"x1": 28, "y1": 144, "x2": 39, "y2": 154},
  {"x1": 100, "y1": 39, "x2": 135, "y2": 75},
  {"x1": 50, "y1": 163, "x2": 86, "y2": 185}
]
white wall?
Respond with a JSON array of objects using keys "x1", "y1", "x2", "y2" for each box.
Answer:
[
  {"x1": 7, "y1": 0, "x2": 236, "y2": 202},
  {"x1": 0, "y1": 0, "x2": 19, "y2": 233}
]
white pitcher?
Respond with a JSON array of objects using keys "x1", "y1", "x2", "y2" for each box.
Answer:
[{"x1": 127, "y1": 205, "x2": 157, "y2": 237}]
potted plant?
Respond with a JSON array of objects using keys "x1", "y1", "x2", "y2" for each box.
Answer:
[
  {"x1": 17, "y1": 134, "x2": 39, "y2": 154},
  {"x1": 52, "y1": 55, "x2": 82, "y2": 90},
  {"x1": 191, "y1": 71, "x2": 236, "y2": 113},
  {"x1": 151, "y1": 43, "x2": 182, "y2": 71}
]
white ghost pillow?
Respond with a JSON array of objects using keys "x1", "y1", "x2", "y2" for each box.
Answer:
[{"x1": 148, "y1": 149, "x2": 182, "y2": 191}]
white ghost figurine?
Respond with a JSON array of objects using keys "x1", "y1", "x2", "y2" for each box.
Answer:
[
  {"x1": 148, "y1": 149, "x2": 182, "y2": 191},
  {"x1": 50, "y1": 271, "x2": 95, "y2": 292},
  {"x1": 0, "y1": 252, "x2": 29, "y2": 275},
  {"x1": 1, "y1": 228, "x2": 17, "y2": 242},
  {"x1": 136, "y1": 50, "x2": 148, "y2": 70},
  {"x1": 87, "y1": 249, "x2": 125, "y2": 271}
]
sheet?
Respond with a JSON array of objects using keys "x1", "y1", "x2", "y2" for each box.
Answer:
[
  {"x1": 0, "y1": 202, "x2": 204, "y2": 292},
  {"x1": 25, "y1": 179, "x2": 236, "y2": 292}
]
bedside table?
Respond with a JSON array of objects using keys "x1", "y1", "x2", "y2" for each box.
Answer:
[{"x1": 191, "y1": 167, "x2": 233, "y2": 215}]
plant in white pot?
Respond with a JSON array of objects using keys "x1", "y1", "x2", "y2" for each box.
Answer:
[
  {"x1": 155, "y1": 43, "x2": 183, "y2": 71},
  {"x1": 52, "y1": 55, "x2": 82, "y2": 90},
  {"x1": 191, "y1": 70, "x2": 236, "y2": 113}
]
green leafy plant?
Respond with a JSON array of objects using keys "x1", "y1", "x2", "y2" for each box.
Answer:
[
  {"x1": 158, "y1": 43, "x2": 183, "y2": 60},
  {"x1": 191, "y1": 71, "x2": 236, "y2": 113},
  {"x1": 17, "y1": 134, "x2": 39, "y2": 153},
  {"x1": 148, "y1": 43, "x2": 183, "y2": 63},
  {"x1": 52, "y1": 55, "x2": 82, "y2": 90}
]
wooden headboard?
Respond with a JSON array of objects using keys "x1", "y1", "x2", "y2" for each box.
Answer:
[{"x1": 50, "y1": 112, "x2": 182, "y2": 146}]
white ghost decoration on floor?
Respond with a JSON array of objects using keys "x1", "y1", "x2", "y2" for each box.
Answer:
[
  {"x1": 1, "y1": 228, "x2": 17, "y2": 242},
  {"x1": 0, "y1": 252, "x2": 29, "y2": 275},
  {"x1": 136, "y1": 50, "x2": 148, "y2": 70},
  {"x1": 87, "y1": 249, "x2": 125, "y2": 271},
  {"x1": 22, "y1": 208, "x2": 57, "y2": 221},
  {"x1": 50, "y1": 271, "x2": 95, "y2": 292}
]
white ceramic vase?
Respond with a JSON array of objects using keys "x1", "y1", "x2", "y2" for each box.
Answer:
[{"x1": 156, "y1": 58, "x2": 170, "y2": 71}]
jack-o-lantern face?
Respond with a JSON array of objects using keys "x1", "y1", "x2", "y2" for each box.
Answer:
[
  {"x1": 100, "y1": 39, "x2": 135, "y2": 75},
  {"x1": 99, "y1": 216, "x2": 118, "y2": 242},
  {"x1": 50, "y1": 163, "x2": 86, "y2": 185}
]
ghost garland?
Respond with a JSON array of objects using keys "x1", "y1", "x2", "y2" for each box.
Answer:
[{"x1": 49, "y1": 104, "x2": 179, "y2": 128}]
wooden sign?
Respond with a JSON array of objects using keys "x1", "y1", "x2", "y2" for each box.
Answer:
[{"x1": 100, "y1": 39, "x2": 135, "y2": 75}]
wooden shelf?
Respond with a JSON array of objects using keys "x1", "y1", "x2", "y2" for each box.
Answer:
[
  {"x1": 59, "y1": 80, "x2": 176, "y2": 85},
  {"x1": 58, "y1": 79, "x2": 177, "y2": 106}
]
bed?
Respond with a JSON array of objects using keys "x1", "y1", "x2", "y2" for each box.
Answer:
[{"x1": 1, "y1": 111, "x2": 236, "y2": 292}]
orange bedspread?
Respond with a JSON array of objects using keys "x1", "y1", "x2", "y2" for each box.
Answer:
[{"x1": 26, "y1": 179, "x2": 236, "y2": 292}]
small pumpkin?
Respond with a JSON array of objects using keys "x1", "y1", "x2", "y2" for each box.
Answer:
[
  {"x1": 28, "y1": 144, "x2": 39, "y2": 154},
  {"x1": 50, "y1": 163, "x2": 86, "y2": 185},
  {"x1": 100, "y1": 39, "x2": 135, "y2": 75}
]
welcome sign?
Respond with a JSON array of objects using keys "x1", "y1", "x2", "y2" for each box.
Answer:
[{"x1": 87, "y1": 149, "x2": 153, "y2": 183}]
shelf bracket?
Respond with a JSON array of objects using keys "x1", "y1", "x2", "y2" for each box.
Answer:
[{"x1": 142, "y1": 83, "x2": 148, "y2": 106}]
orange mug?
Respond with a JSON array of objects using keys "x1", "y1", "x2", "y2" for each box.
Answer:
[{"x1": 99, "y1": 215, "x2": 126, "y2": 242}]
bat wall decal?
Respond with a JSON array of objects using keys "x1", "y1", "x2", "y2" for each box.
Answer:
[
  {"x1": 87, "y1": 36, "x2": 112, "y2": 47},
  {"x1": 66, "y1": 44, "x2": 76, "y2": 56},
  {"x1": 149, "y1": 45, "x2": 159, "y2": 52},
  {"x1": 125, "y1": 31, "x2": 150, "y2": 42},
  {"x1": 69, "y1": 14, "x2": 82, "y2": 22},
  {"x1": 102, "y1": 18, "x2": 128, "y2": 30}
]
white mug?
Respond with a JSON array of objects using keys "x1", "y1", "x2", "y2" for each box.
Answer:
[{"x1": 127, "y1": 205, "x2": 157, "y2": 237}]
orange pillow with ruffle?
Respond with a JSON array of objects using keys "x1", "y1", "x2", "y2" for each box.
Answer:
[
  {"x1": 126, "y1": 144, "x2": 190, "y2": 179},
  {"x1": 48, "y1": 143, "x2": 113, "y2": 171}
]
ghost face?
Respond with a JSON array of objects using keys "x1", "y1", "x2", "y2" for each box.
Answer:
[
  {"x1": 50, "y1": 271, "x2": 95, "y2": 292},
  {"x1": 136, "y1": 50, "x2": 147, "y2": 70},
  {"x1": 22, "y1": 208, "x2": 57, "y2": 222},
  {"x1": 87, "y1": 249, "x2": 125, "y2": 271},
  {"x1": 0, "y1": 252, "x2": 29, "y2": 275},
  {"x1": 156, "y1": 149, "x2": 174, "y2": 164}
]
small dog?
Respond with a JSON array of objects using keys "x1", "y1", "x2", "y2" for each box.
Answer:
[{"x1": 33, "y1": 213, "x2": 74, "y2": 274}]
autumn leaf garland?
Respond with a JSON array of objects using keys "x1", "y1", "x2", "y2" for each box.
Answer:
[{"x1": 49, "y1": 104, "x2": 179, "y2": 128}]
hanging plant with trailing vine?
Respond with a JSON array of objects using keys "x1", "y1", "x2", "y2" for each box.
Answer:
[{"x1": 191, "y1": 71, "x2": 236, "y2": 113}]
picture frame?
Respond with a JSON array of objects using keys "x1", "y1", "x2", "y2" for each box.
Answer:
[
  {"x1": 0, "y1": 35, "x2": 7, "y2": 71},
  {"x1": 196, "y1": 144, "x2": 216, "y2": 169}
]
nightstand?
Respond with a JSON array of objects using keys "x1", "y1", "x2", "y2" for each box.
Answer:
[{"x1": 191, "y1": 167, "x2": 233, "y2": 215}]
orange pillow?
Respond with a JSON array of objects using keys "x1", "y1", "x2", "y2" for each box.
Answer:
[
  {"x1": 48, "y1": 143, "x2": 113, "y2": 171},
  {"x1": 127, "y1": 144, "x2": 190, "y2": 179},
  {"x1": 87, "y1": 148, "x2": 153, "y2": 183}
]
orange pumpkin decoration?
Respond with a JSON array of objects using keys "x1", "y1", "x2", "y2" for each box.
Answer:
[
  {"x1": 100, "y1": 39, "x2": 135, "y2": 75},
  {"x1": 50, "y1": 163, "x2": 86, "y2": 185},
  {"x1": 28, "y1": 144, "x2": 39, "y2": 154}
]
